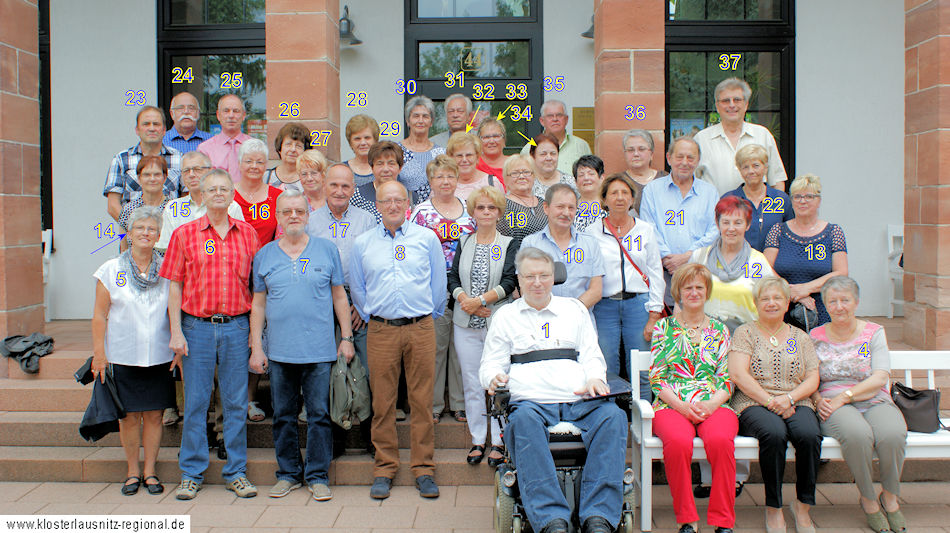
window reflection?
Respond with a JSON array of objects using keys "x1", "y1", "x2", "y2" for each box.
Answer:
[
  {"x1": 668, "y1": 0, "x2": 780, "y2": 21},
  {"x1": 170, "y1": 0, "x2": 265, "y2": 25},
  {"x1": 419, "y1": 41, "x2": 529, "y2": 79},
  {"x1": 417, "y1": 0, "x2": 530, "y2": 18}
]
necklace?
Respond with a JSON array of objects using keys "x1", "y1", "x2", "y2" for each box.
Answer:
[
  {"x1": 757, "y1": 321, "x2": 787, "y2": 347},
  {"x1": 676, "y1": 314, "x2": 707, "y2": 342}
]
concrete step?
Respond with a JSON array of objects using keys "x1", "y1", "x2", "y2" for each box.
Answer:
[
  {"x1": 0, "y1": 446, "x2": 496, "y2": 486},
  {"x1": 4, "y1": 350, "x2": 91, "y2": 380},
  {"x1": 0, "y1": 378, "x2": 89, "y2": 411},
  {"x1": 0, "y1": 411, "x2": 473, "y2": 449}
]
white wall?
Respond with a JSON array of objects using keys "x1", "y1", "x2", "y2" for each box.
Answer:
[
  {"x1": 795, "y1": 0, "x2": 904, "y2": 316},
  {"x1": 542, "y1": 0, "x2": 595, "y2": 136},
  {"x1": 47, "y1": 0, "x2": 157, "y2": 318}
]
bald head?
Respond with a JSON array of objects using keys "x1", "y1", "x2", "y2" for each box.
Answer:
[{"x1": 216, "y1": 94, "x2": 246, "y2": 136}]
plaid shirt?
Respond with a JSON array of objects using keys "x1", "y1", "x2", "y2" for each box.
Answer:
[
  {"x1": 102, "y1": 144, "x2": 182, "y2": 204},
  {"x1": 159, "y1": 214, "x2": 261, "y2": 317},
  {"x1": 162, "y1": 126, "x2": 213, "y2": 155}
]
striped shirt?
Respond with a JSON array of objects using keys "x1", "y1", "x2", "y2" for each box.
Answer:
[{"x1": 102, "y1": 144, "x2": 182, "y2": 204}]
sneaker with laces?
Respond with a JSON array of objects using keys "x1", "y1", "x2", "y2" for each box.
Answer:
[
  {"x1": 309, "y1": 483, "x2": 332, "y2": 501},
  {"x1": 175, "y1": 479, "x2": 201, "y2": 500},
  {"x1": 226, "y1": 476, "x2": 258, "y2": 498},
  {"x1": 268, "y1": 479, "x2": 301, "y2": 498}
]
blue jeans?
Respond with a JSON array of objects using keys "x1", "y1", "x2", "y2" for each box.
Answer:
[
  {"x1": 269, "y1": 360, "x2": 333, "y2": 485},
  {"x1": 592, "y1": 293, "x2": 651, "y2": 400},
  {"x1": 179, "y1": 314, "x2": 250, "y2": 484},
  {"x1": 504, "y1": 399, "x2": 627, "y2": 530}
]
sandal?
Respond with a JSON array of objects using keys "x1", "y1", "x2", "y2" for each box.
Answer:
[
  {"x1": 879, "y1": 493, "x2": 905, "y2": 533},
  {"x1": 432, "y1": 412, "x2": 442, "y2": 424},
  {"x1": 863, "y1": 503, "x2": 892, "y2": 533},
  {"x1": 466, "y1": 444, "x2": 485, "y2": 465},
  {"x1": 487, "y1": 445, "x2": 505, "y2": 468},
  {"x1": 248, "y1": 401, "x2": 265, "y2": 422},
  {"x1": 452, "y1": 410, "x2": 467, "y2": 422},
  {"x1": 143, "y1": 475, "x2": 164, "y2": 495},
  {"x1": 121, "y1": 476, "x2": 141, "y2": 496}
]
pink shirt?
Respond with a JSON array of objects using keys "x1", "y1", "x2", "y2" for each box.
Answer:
[{"x1": 198, "y1": 132, "x2": 251, "y2": 184}]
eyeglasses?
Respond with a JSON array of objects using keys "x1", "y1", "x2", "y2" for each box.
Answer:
[
  {"x1": 520, "y1": 274, "x2": 553, "y2": 283},
  {"x1": 717, "y1": 97, "x2": 746, "y2": 105},
  {"x1": 279, "y1": 208, "x2": 308, "y2": 216},
  {"x1": 480, "y1": 134, "x2": 503, "y2": 140},
  {"x1": 182, "y1": 166, "x2": 210, "y2": 174},
  {"x1": 130, "y1": 225, "x2": 159, "y2": 234},
  {"x1": 171, "y1": 105, "x2": 199, "y2": 112},
  {"x1": 377, "y1": 198, "x2": 407, "y2": 206},
  {"x1": 299, "y1": 170, "x2": 322, "y2": 178},
  {"x1": 792, "y1": 194, "x2": 821, "y2": 202},
  {"x1": 509, "y1": 170, "x2": 534, "y2": 177}
]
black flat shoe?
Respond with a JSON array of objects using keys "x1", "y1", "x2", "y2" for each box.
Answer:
[
  {"x1": 735, "y1": 481, "x2": 745, "y2": 497},
  {"x1": 693, "y1": 484, "x2": 711, "y2": 498},
  {"x1": 121, "y1": 476, "x2": 141, "y2": 496},
  {"x1": 466, "y1": 444, "x2": 485, "y2": 465},
  {"x1": 715, "y1": 528, "x2": 733, "y2": 533},
  {"x1": 582, "y1": 515, "x2": 613, "y2": 533},
  {"x1": 486, "y1": 445, "x2": 505, "y2": 468},
  {"x1": 143, "y1": 475, "x2": 163, "y2": 495},
  {"x1": 541, "y1": 518, "x2": 569, "y2": 533},
  {"x1": 678, "y1": 524, "x2": 698, "y2": 533}
]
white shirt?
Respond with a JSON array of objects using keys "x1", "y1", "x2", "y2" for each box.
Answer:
[
  {"x1": 93, "y1": 257, "x2": 173, "y2": 367},
  {"x1": 694, "y1": 122, "x2": 787, "y2": 195},
  {"x1": 584, "y1": 218, "x2": 665, "y2": 313},
  {"x1": 480, "y1": 296, "x2": 607, "y2": 404},
  {"x1": 156, "y1": 196, "x2": 245, "y2": 251}
]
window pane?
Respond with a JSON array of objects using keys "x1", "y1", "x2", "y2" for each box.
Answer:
[
  {"x1": 169, "y1": 54, "x2": 267, "y2": 142},
  {"x1": 419, "y1": 41, "x2": 529, "y2": 79},
  {"x1": 417, "y1": 0, "x2": 530, "y2": 18},
  {"x1": 428, "y1": 99, "x2": 530, "y2": 153},
  {"x1": 668, "y1": 0, "x2": 781, "y2": 21},
  {"x1": 170, "y1": 0, "x2": 264, "y2": 25},
  {"x1": 668, "y1": 51, "x2": 782, "y2": 145}
]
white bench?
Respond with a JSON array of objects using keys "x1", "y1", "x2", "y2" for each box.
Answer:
[{"x1": 630, "y1": 349, "x2": 950, "y2": 532}]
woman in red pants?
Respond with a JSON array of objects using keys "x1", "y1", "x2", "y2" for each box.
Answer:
[{"x1": 649, "y1": 263, "x2": 737, "y2": 533}]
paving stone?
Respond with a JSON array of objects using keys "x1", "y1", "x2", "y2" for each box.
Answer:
[
  {"x1": 37, "y1": 502, "x2": 120, "y2": 514},
  {"x1": 0, "y1": 481, "x2": 40, "y2": 501},
  {"x1": 187, "y1": 503, "x2": 265, "y2": 528},
  {"x1": 413, "y1": 505, "x2": 492, "y2": 529},
  {"x1": 18, "y1": 482, "x2": 108, "y2": 503},
  {"x1": 253, "y1": 505, "x2": 340, "y2": 528},
  {"x1": 379, "y1": 485, "x2": 458, "y2": 508},
  {"x1": 334, "y1": 505, "x2": 417, "y2": 529}
]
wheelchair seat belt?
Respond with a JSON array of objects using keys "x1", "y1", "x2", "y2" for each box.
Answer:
[{"x1": 510, "y1": 348, "x2": 578, "y2": 364}]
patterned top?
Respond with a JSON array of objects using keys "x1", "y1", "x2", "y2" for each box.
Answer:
[
  {"x1": 765, "y1": 222, "x2": 848, "y2": 325},
  {"x1": 118, "y1": 196, "x2": 171, "y2": 233},
  {"x1": 729, "y1": 323, "x2": 819, "y2": 414},
  {"x1": 573, "y1": 201, "x2": 606, "y2": 232},
  {"x1": 650, "y1": 316, "x2": 733, "y2": 411},
  {"x1": 409, "y1": 199, "x2": 476, "y2": 271},
  {"x1": 496, "y1": 197, "x2": 547, "y2": 244},
  {"x1": 398, "y1": 143, "x2": 446, "y2": 202},
  {"x1": 532, "y1": 171, "x2": 577, "y2": 199},
  {"x1": 346, "y1": 160, "x2": 375, "y2": 187},
  {"x1": 102, "y1": 144, "x2": 182, "y2": 204},
  {"x1": 688, "y1": 246, "x2": 776, "y2": 327},
  {"x1": 264, "y1": 167, "x2": 303, "y2": 192},
  {"x1": 811, "y1": 322, "x2": 892, "y2": 413},
  {"x1": 468, "y1": 243, "x2": 492, "y2": 329}
]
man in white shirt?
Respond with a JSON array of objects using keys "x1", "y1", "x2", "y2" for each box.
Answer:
[
  {"x1": 693, "y1": 77, "x2": 787, "y2": 195},
  {"x1": 480, "y1": 247, "x2": 626, "y2": 533}
]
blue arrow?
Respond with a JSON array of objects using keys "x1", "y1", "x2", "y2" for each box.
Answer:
[{"x1": 89, "y1": 234, "x2": 126, "y2": 255}]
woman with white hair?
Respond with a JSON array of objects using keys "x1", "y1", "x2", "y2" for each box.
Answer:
[
  {"x1": 234, "y1": 138, "x2": 283, "y2": 246},
  {"x1": 398, "y1": 95, "x2": 446, "y2": 204}
]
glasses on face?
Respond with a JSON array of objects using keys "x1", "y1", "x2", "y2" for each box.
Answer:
[
  {"x1": 718, "y1": 97, "x2": 746, "y2": 105},
  {"x1": 131, "y1": 225, "x2": 159, "y2": 234},
  {"x1": 279, "y1": 208, "x2": 308, "y2": 216},
  {"x1": 792, "y1": 194, "x2": 821, "y2": 202},
  {"x1": 171, "y1": 105, "x2": 199, "y2": 112},
  {"x1": 242, "y1": 160, "x2": 266, "y2": 167},
  {"x1": 299, "y1": 170, "x2": 322, "y2": 179},
  {"x1": 509, "y1": 170, "x2": 533, "y2": 178},
  {"x1": 520, "y1": 274, "x2": 553, "y2": 283},
  {"x1": 378, "y1": 198, "x2": 406, "y2": 206},
  {"x1": 182, "y1": 166, "x2": 210, "y2": 174},
  {"x1": 480, "y1": 134, "x2": 503, "y2": 140}
]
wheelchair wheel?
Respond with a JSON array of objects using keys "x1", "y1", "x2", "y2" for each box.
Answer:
[
  {"x1": 621, "y1": 509, "x2": 635, "y2": 533},
  {"x1": 494, "y1": 470, "x2": 516, "y2": 533}
]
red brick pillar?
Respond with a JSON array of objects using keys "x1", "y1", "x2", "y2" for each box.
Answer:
[
  {"x1": 903, "y1": 0, "x2": 950, "y2": 348},
  {"x1": 265, "y1": 0, "x2": 341, "y2": 160},
  {"x1": 593, "y1": 0, "x2": 665, "y2": 175},
  {"x1": 0, "y1": 0, "x2": 44, "y2": 337}
]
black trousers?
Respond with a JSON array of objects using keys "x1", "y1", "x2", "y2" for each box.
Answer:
[{"x1": 739, "y1": 405, "x2": 822, "y2": 508}]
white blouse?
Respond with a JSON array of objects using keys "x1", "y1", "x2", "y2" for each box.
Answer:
[
  {"x1": 94, "y1": 258, "x2": 173, "y2": 367},
  {"x1": 584, "y1": 217, "x2": 665, "y2": 313}
]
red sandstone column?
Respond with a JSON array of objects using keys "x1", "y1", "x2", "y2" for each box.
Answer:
[
  {"x1": 903, "y1": 0, "x2": 950, "y2": 348},
  {"x1": 593, "y1": 0, "x2": 666, "y2": 175},
  {"x1": 0, "y1": 0, "x2": 44, "y2": 337},
  {"x1": 265, "y1": 0, "x2": 341, "y2": 161}
]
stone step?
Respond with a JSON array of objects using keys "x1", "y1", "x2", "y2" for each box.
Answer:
[
  {"x1": 0, "y1": 411, "x2": 473, "y2": 449},
  {"x1": 5, "y1": 350, "x2": 91, "y2": 380},
  {"x1": 0, "y1": 378, "x2": 89, "y2": 411}
]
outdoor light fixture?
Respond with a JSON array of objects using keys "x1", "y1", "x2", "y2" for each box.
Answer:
[
  {"x1": 339, "y1": 5, "x2": 362, "y2": 46},
  {"x1": 581, "y1": 15, "x2": 594, "y2": 39}
]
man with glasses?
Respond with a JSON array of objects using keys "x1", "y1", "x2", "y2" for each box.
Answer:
[
  {"x1": 694, "y1": 77, "x2": 787, "y2": 195},
  {"x1": 249, "y1": 189, "x2": 355, "y2": 501},
  {"x1": 199, "y1": 94, "x2": 251, "y2": 184},
  {"x1": 350, "y1": 181, "x2": 446, "y2": 500},
  {"x1": 520, "y1": 99, "x2": 591, "y2": 175},
  {"x1": 429, "y1": 94, "x2": 474, "y2": 147},
  {"x1": 164, "y1": 92, "x2": 213, "y2": 155}
]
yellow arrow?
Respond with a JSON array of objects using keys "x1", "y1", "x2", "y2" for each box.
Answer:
[
  {"x1": 496, "y1": 104, "x2": 512, "y2": 121},
  {"x1": 517, "y1": 130, "x2": 536, "y2": 146},
  {"x1": 465, "y1": 104, "x2": 481, "y2": 133}
]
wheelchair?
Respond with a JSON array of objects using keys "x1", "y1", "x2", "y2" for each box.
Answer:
[{"x1": 488, "y1": 377, "x2": 637, "y2": 533}]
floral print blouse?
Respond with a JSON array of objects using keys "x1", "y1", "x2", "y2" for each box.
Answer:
[{"x1": 650, "y1": 316, "x2": 733, "y2": 411}]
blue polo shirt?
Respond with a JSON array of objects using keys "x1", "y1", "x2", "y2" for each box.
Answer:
[
  {"x1": 252, "y1": 236, "x2": 343, "y2": 364},
  {"x1": 162, "y1": 126, "x2": 213, "y2": 155},
  {"x1": 521, "y1": 225, "x2": 606, "y2": 299},
  {"x1": 722, "y1": 184, "x2": 793, "y2": 252}
]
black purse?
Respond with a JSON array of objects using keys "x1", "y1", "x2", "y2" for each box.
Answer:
[
  {"x1": 891, "y1": 381, "x2": 948, "y2": 433},
  {"x1": 788, "y1": 302, "x2": 818, "y2": 332}
]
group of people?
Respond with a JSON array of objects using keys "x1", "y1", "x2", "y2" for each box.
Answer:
[{"x1": 88, "y1": 76, "x2": 908, "y2": 533}]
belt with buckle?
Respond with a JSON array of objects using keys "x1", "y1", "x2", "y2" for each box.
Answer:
[
  {"x1": 608, "y1": 291, "x2": 642, "y2": 301},
  {"x1": 370, "y1": 314, "x2": 430, "y2": 327},
  {"x1": 189, "y1": 313, "x2": 248, "y2": 324}
]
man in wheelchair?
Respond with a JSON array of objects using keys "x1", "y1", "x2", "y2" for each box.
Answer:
[{"x1": 480, "y1": 247, "x2": 628, "y2": 533}]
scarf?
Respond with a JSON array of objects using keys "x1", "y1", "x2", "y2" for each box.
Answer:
[
  {"x1": 121, "y1": 249, "x2": 163, "y2": 293},
  {"x1": 704, "y1": 237, "x2": 751, "y2": 282}
]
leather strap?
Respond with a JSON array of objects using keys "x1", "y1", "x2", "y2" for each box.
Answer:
[
  {"x1": 603, "y1": 218, "x2": 649, "y2": 287},
  {"x1": 511, "y1": 348, "x2": 579, "y2": 364}
]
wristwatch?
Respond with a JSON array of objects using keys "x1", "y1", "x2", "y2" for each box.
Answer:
[
  {"x1": 479, "y1": 296, "x2": 488, "y2": 307},
  {"x1": 341, "y1": 336, "x2": 355, "y2": 343},
  {"x1": 844, "y1": 389, "x2": 854, "y2": 403}
]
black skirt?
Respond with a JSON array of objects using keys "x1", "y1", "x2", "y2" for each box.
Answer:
[{"x1": 112, "y1": 363, "x2": 176, "y2": 413}]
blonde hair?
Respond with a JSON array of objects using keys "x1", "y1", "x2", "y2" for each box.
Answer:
[
  {"x1": 426, "y1": 153, "x2": 458, "y2": 181},
  {"x1": 345, "y1": 114, "x2": 380, "y2": 142},
  {"x1": 297, "y1": 149, "x2": 328, "y2": 172},
  {"x1": 789, "y1": 173, "x2": 821, "y2": 195},
  {"x1": 446, "y1": 131, "x2": 482, "y2": 158},
  {"x1": 735, "y1": 144, "x2": 768, "y2": 169},
  {"x1": 466, "y1": 186, "x2": 506, "y2": 216},
  {"x1": 752, "y1": 276, "x2": 791, "y2": 301},
  {"x1": 503, "y1": 153, "x2": 536, "y2": 179},
  {"x1": 670, "y1": 263, "x2": 713, "y2": 304}
]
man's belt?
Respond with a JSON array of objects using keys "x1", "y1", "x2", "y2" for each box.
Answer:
[
  {"x1": 187, "y1": 312, "x2": 249, "y2": 324},
  {"x1": 608, "y1": 291, "x2": 643, "y2": 301},
  {"x1": 370, "y1": 314, "x2": 430, "y2": 327},
  {"x1": 511, "y1": 348, "x2": 579, "y2": 364}
]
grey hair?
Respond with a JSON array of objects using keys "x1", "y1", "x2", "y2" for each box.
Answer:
[
  {"x1": 127, "y1": 205, "x2": 164, "y2": 234},
  {"x1": 714, "y1": 77, "x2": 752, "y2": 103},
  {"x1": 622, "y1": 129, "x2": 655, "y2": 152},
  {"x1": 820, "y1": 275, "x2": 860, "y2": 302},
  {"x1": 276, "y1": 187, "x2": 306, "y2": 209},
  {"x1": 404, "y1": 95, "x2": 436, "y2": 124},
  {"x1": 181, "y1": 150, "x2": 211, "y2": 167},
  {"x1": 540, "y1": 99, "x2": 567, "y2": 117},
  {"x1": 752, "y1": 276, "x2": 791, "y2": 301},
  {"x1": 667, "y1": 135, "x2": 701, "y2": 158},
  {"x1": 199, "y1": 168, "x2": 234, "y2": 190},
  {"x1": 545, "y1": 182, "x2": 579, "y2": 204},
  {"x1": 515, "y1": 246, "x2": 555, "y2": 274},
  {"x1": 238, "y1": 138, "x2": 268, "y2": 161},
  {"x1": 444, "y1": 93, "x2": 472, "y2": 115}
]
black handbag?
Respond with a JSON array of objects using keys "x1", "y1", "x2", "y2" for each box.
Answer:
[
  {"x1": 891, "y1": 381, "x2": 948, "y2": 433},
  {"x1": 788, "y1": 302, "x2": 818, "y2": 332}
]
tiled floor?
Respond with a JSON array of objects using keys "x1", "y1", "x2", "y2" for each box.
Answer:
[{"x1": 3, "y1": 481, "x2": 950, "y2": 532}]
